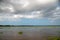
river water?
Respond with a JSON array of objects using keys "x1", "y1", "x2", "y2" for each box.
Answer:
[{"x1": 0, "y1": 27, "x2": 60, "y2": 40}]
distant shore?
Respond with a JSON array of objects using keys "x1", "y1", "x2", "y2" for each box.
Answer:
[{"x1": 0, "y1": 25, "x2": 60, "y2": 27}]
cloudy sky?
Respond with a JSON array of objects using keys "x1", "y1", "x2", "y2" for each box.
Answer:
[{"x1": 0, "y1": 0, "x2": 60, "y2": 25}]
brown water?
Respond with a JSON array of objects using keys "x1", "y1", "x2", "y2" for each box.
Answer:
[{"x1": 0, "y1": 27, "x2": 60, "y2": 40}]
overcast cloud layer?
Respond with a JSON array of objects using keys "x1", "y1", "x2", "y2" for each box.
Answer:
[{"x1": 0, "y1": 0, "x2": 60, "y2": 25}]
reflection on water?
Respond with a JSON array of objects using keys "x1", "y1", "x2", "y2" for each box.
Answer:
[{"x1": 0, "y1": 26, "x2": 60, "y2": 40}]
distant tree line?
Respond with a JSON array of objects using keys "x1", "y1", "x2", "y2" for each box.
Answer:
[{"x1": 0, "y1": 25, "x2": 60, "y2": 27}]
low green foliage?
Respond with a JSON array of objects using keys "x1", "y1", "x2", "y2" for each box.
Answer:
[
  {"x1": 47, "y1": 36, "x2": 60, "y2": 40},
  {"x1": 18, "y1": 32, "x2": 23, "y2": 35}
]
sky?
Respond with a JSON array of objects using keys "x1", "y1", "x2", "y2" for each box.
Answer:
[{"x1": 0, "y1": 0, "x2": 60, "y2": 25}]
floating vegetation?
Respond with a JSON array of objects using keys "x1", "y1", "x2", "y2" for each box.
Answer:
[
  {"x1": 0, "y1": 32, "x2": 3, "y2": 34},
  {"x1": 18, "y1": 32, "x2": 23, "y2": 35},
  {"x1": 0, "y1": 32, "x2": 3, "y2": 37}
]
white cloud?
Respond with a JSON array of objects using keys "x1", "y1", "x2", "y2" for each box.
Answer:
[
  {"x1": 0, "y1": 15, "x2": 21, "y2": 21},
  {"x1": 0, "y1": 0, "x2": 60, "y2": 23},
  {"x1": 48, "y1": 6, "x2": 60, "y2": 22},
  {"x1": 3, "y1": 0, "x2": 57, "y2": 10}
]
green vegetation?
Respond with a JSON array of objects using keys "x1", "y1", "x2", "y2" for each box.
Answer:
[
  {"x1": 0, "y1": 32, "x2": 3, "y2": 34},
  {"x1": 18, "y1": 32, "x2": 23, "y2": 35},
  {"x1": 47, "y1": 36, "x2": 60, "y2": 40}
]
